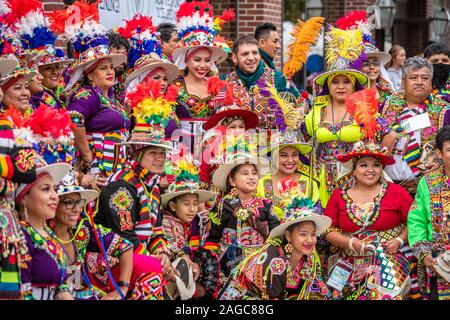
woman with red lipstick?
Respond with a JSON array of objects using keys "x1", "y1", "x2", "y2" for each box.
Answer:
[
  {"x1": 51, "y1": 171, "x2": 166, "y2": 300},
  {"x1": 15, "y1": 161, "x2": 73, "y2": 300},
  {"x1": 257, "y1": 130, "x2": 321, "y2": 220},
  {"x1": 324, "y1": 140, "x2": 420, "y2": 300},
  {"x1": 170, "y1": 1, "x2": 233, "y2": 156},
  {"x1": 51, "y1": 3, "x2": 129, "y2": 181},
  {"x1": 305, "y1": 23, "x2": 396, "y2": 206},
  {"x1": 220, "y1": 197, "x2": 332, "y2": 300}
]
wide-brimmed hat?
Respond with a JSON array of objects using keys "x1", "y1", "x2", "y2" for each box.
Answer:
[
  {"x1": 0, "y1": 62, "x2": 38, "y2": 88},
  {"x1": 269, "y1": 198, "x2": 331, "y2": 239},
  {"x1": 172, "y1": 0, "x2": 234, "y2": 70},
  {"x1": 117, "y1": 14, "x2": 180, "y2": 92},
  {"x1": 212, "y1": 154, "x2": 269, "y2": 192},
  {"x1": 161, "y1": 158, "x2": 214, "y2": 208},
  {"x1": 314, "y1": 25, "x2": 368, "y2": 87},
  {"x1": 259, "y1": 130, "x2": 312, "y2": 156},
  {"x1": 363, "y1": 43, "x2": 391, "y2": 66},
  {"x1": 9, "y1": 1, "x2": 74, "y2": 69},
  {"x1": 121, "y1": 81, "x2": 178, "y2": 152},
  {"x1": 56, "y1": 170, "x2": 98, "y2": 202},
  {"x1": 165, "y1": 257, "x2": 196, "y2": 300},
  {"x1": 337, "y1": 140, "x2": 395, "y2": 166},
  {"x1": 125, "y1": 53, "x2": 179, "y2": 93},
  {"x1": 0, "y1": 57, "x2": 18, "y2": 80},
  {"x1": 15, "y1": 162, "x2": 71, "y2": 204}
]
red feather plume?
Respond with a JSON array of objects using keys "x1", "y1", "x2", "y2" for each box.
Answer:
[
  {"x1": 345, "y1": 88, "x2": 378, "y2": 140},
  {"x1": 5, "y1": 106, "x2": 27, "y2": 128},
  {"x1": 176, "y1": 0, "x2": 214, "y2": 21},
  {"x1": 117, "y1": 14, "x2": 155, "y2": 40},
  {"x1": 25, "y1": 105, "x2": 75, "y2": 139},
  {"x1": 165, "y1": 85, "x2": 179, "y2": 102},
  {"x1": 207, "y1": 76, "x2": 227, "y2": 95},
  {"x1": 4, "y1": 0, "x2": 43, "y2": 28},
  {"x1": 48, "y1": 0, "x2": 101, "y2": 34},
  {"x1": 219, "y1": 9, "x2": 235, "y2": 23},
  {"x1": 335, "y1": 10, "x2": 367, "y2": 30}
]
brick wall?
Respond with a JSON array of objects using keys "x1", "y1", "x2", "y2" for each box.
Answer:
[
  {"x1": 40, "y1": 0, "x2": 67, "y2": 52},
  {"x1": 324, "y1": 0, "x2": 377, "y2": 24}
]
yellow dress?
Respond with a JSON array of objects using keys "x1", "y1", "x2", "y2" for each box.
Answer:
[{"x1": 256, "y1": 164, "x2": 321, "y2": 220}]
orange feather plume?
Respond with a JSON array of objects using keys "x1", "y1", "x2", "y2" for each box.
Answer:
[
  {"x1": 283, "y1": 17, "x2": 324, "y2": 78},
  {"x1": 345, "y1": 88, "x2": 378, "y2": 140}
]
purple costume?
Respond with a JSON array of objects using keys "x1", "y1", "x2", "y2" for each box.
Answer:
[
  {"x1": 20, "y1": 222, "x2": 71, "y2": 300},
  {"x1": 67, "y1": 85, "x2": 130, "y2": 176}
]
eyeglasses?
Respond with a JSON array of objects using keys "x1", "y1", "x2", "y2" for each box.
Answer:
[
  {"x1": 362, "y1": 60, "x2": 381, "y2": 67},
  {"x1": 62, "y1": 199, "x2": 86, "y2": 210}
]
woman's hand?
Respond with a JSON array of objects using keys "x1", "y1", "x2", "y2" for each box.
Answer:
[
  {"x1": 353, "y1": 239, "x2": 376, "y2": 255},
  {"x1": 182, "y1": 254, "x2": 201, "y2": 281},
  {"x1": 423, "y1": 254, "x2": 437, "y2": 273},
  {"x1": 80, "y1": 174, "x2": 108, "y2": 190},
  {"x1": 101, "y1": 287, "x2": 128, "y2": 300},
  {"x1": 385, "y1": 238, "x2": 402, "y2": 254},
  {"x1": 155, "y1": 254, "x2": 177, "y2": 281}
]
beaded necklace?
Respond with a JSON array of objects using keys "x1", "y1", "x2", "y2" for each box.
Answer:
[
  {"x1": 340, "y1": 180, "x2": 388, "y2": 228},
  {"x1": 174, "y1": 77, "x2": 214, "y2": 118}
]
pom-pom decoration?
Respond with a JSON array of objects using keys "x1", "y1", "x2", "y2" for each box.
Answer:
[
  {"x1": 126, "y1": 80, "x2": 177, "y2": 127},
  {"x1": 117, "y1": 14, "x2": 162, "y2": 69}
]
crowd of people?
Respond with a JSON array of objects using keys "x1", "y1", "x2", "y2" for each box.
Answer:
[{"x1": 0, "y1": 0, "x2": 449, "y2": 301}]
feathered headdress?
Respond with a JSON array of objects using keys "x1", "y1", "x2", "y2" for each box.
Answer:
[
  {"x1": 173, "y1": 1, "x2": 234, "y2": 70},
  {"x1": 117, "y1": 14, "x2": 162, "y2": 69},
  {"x1": 49, "y1": 1, "x2": 126, "y2": 90},
  {"x1": 325, "y1": 26, "x2": 364, "y2": 70},
  {"x1": 283, "y1": 17, "x2": 324, "y2": 79},
  {"x1": 124, "y1": 80, "x2": 177, "y2": 150},
  {"x1": 345, "y1": 88, "x2": 378, "y2": 140},
  {"x1": 5, "y1": 0, "x2": 71, "y2": 66},
  {"x1": 49, "y1": 0, "x2": 106, "y2": 58},
  {"x1": 257, "y1": 78, "x2": 298, "y2": 132},
  {"x1": 6, "y1": 105, "x2": 75, "y2": 165}
]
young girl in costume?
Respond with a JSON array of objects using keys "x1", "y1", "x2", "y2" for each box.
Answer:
[{"x1": 161, "y1": 158, "x2": 214, "y2": 299}]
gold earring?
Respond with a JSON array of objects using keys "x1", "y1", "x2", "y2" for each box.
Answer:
[{"x1": 285, "y1": 243, "x2": 293, "y2": 254}]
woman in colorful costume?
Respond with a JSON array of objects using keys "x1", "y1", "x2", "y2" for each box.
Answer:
[
  {"x1": 95, "y1": 81, "x2": 178, "y2": 289},
  {"x1": 161, "y1": 157, "x2": 214, "y2": 299},
  {"x1": 324, "y1": 139, "x2": 420, "y2": 300},
  {"x1": 0, "y1": 55, "x2": 37, "y2": 299},
  {"x1": 51, "y1": 1, "x2": 129, "y2": 179},
  {"x1": 9, "y1": 0, "x2": 73, "y2": 110},
  {"x1": 220, "y1": 198, "x2": 331, "y2": 300},
  {"x1": 304, "y1": 23, "x2": 396, "y2": 205},
  {"x1": 52, "y1": 170, "x2": 165, "y2": 300},
  {"x1": 407, "y1": 126, "x2": 450, "y2": 300},
  {"x1": 12, "y1": 105, "x2": 74, "y2": 299},
  {"x1": 171, "y1": 0, "x2": 233, "y2": 156},
  {"x1": 199, "y1": 77, "x2": 258, "y2": 211}
]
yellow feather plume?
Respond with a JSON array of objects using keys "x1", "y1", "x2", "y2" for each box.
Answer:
[
  {"x1": 283, "y1": 17, "x2": 325, "y2": 78},
  {"x1": 265, "y1": 82, "x2": 299, "y2": 129},
  {"x1": 325, "y1": 27, "x2": 362, "y2": 67}
]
